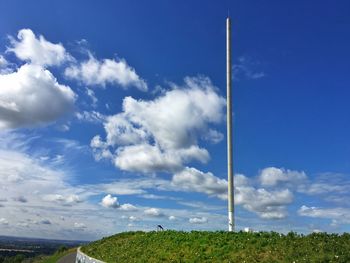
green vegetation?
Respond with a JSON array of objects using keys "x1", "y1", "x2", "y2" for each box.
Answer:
[
  {"x1": 0, "y1": 254, "x2": 26, "y2": 263},
  {"x1": 34, "y1": 247, "x2": 76, "y2": 263},
  {"x1": 81, "y1": 231, "x2": 350, "y2": 263}
]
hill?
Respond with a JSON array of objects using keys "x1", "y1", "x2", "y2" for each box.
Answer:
[{"x1": 81, "y1": 231, "x2": 350, "y2": 262}]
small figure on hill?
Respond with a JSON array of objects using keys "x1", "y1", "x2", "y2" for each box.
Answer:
[{"x1": 157, "y1": 225, "x2": 164, "y2": 231}]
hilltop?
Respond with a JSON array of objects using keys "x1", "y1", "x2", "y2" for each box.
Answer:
[{"x1": 81, "y1": 231, "x2": 350, "y2": 262}]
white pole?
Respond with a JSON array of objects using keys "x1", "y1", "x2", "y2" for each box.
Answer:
[{"x1": 226, "y1": 17, "x2": 234, "y2": 232}]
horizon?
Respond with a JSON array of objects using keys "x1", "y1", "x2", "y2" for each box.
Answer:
[{"x1": 0, "y1": 0, "x2": 350, "y2": 240}]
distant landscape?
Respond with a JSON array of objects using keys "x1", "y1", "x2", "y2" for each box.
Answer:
[{"x1": 0, "y1": 236, "x2": 83, "y2": 263}]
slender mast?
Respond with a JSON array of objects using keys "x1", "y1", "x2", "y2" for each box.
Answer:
[{"x1": 226, "y1": 17, "x2": 234, "y2": 232}]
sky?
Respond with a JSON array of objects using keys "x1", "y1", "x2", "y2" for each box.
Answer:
[{"x1": 0, "y1": 0, "x2": 350, "y2": 241}]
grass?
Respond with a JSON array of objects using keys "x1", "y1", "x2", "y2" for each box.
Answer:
[
  {"x1": 81, "y1": 231, "x2": 350, "y2": 262},
  {"x1": 34, "y1": 247, "x2": 76, "y2": 263}
]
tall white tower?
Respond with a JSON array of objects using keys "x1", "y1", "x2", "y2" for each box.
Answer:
[{"x1": 226, "y1": 17, "x2": 234, "y2": 232}]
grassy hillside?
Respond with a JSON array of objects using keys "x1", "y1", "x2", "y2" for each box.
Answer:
[
  {"x1": 34, "y1": 247, "x2": 76, "y2": 263},
  {"x1": 81, "y1": 231, "x2": 350, "y2": 262}
]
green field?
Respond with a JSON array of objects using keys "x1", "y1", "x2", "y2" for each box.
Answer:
[{"x1": 81, "y1": 231, "x2": 350, "y2": 262}]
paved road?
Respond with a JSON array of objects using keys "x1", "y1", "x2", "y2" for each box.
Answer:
[{"x1": 57, "y1": 252, "x2": 77, "y2": 263}]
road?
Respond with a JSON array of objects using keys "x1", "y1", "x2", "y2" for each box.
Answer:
[{"x1": 57, "y1": 252, "x2": 77, "y2": 263}]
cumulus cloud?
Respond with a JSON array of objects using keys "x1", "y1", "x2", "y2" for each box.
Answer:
[
  {"x1": 169, "y1": 167, "x2": 295, "y2": 219},
  {"x1": 0, "y1": 137, "x2": 300, "y2": 222},
  {"x1": 170, "y1": 168, "x2": 294, "y2": 219},
  {"x1": 0, "y1": 133, "x2": 234, "y2": 239},
  {"x1": 259, "y1": 167, "x2": 307, "y2": 187},
  {"x1": 236, "y1": 184, "x2": 293, "y2": 219},
  {"x1": 202, "y1": 129, "x2": 224, "y2": 144},
  {"x1": 189, "y1": 217, "x2": 208, "y2": 224},
  {"x1": 172, "y1": 167, "x2": 227, "y2": 199},
  {"x1": 0, "y1": 64, "x2": 76, "y2": 129},
  {"x1": 144, "y1": 208, "x2": 164, "y2": 217},
  {"x1": 101, "y1": 194, "x2": 120, "y2": 208},
  {"x1": 8, "y1": 29, "x2": 71, "y2": 66},
  {"x1": 64, "y1": 53, "x2": 147, "y2": 90},
  {"x1": 0, "y1": 55, "x2": 7, "y2": 67},
  {"x1": 91, "y1": 76, "x2": 225, "y2": 173},
  {"x1": 0, "y1": 55, "x2": 11, "y2": 74},
  {"x1": 114, "y1": 144, "x2": 201, "y2": 173}
]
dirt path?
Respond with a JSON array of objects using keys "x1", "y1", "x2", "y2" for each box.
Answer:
[{"x1": 57, "y1": 252, "x2": 77, "y2": 263}]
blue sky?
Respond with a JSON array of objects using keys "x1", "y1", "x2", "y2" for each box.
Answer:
[{"x1": 0, "y1": 0, "x2": 350, "y2": 240}]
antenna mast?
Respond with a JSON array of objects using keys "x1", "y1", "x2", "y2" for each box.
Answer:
[{"x1": 226, "y1": 17, "x2": 234, "y2": 232}]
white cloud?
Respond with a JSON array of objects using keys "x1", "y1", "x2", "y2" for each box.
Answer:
[
  {"x1": 0, "y1": 148, "x2": 74, "y2": 205},
  {"x1": 0, "y1": 137, "x2": 298, "y2": 222},
  {"x1": 74, "y1": 222, "x2": 87, "y2": 229},
  {"x1": 90, "y1": 135, "x2": 113, "y2": 161},
  {"x1": 0, "y1": 55, "x2": 12, "y2": 74},
  {"x1": 0, "y1": 132, "x2": 233, "y2": 239},
  {"x1": 197, "y1": 172, "x2": 297, "y2": 219},
  {"x1": 298, "y1": 205, "x2": 350, "y2": 224},
  {"x1": 202, "y1": 129, "x2": 224, "y2": 144},
  {"x1": 140, "y1": 194, "x2": 180, "y2": 201},
  {"x1": 89, "y1": 177, "x2": 165, "y2": 196},
  {"x1": 144, "y1": 208, "x2": 164, "y2": 217},
  {"x1": 0, "y1": 55, "x2": 7, "y2": 66},
  {"x1": 189, "y1": 217, "x2": 208, "y2": 224},
  {"x1": 298, "y1": 173, "x2": 350, "y2": 196},
  {"x1": 236, "y1": 185, "x2": 293, "y2": 219},
  {"x1": 91, "y1": 76, "x2": 225, "y2": 173},
  {"x1": 259, "y1": 167, "x2": 307, "y2": 187},
  {"x1": 76, "y1": 111, "x2": 105, "y2": 124},
  {"x1": 4, "y1": 132, "x2": 338, "y2": 237},
  {"x1": 8, "y1": 29, "x2": 71, "y2": 66},
  {"x1": 305, "y1": 183, "x2": 348, "y2": 195},
  {"x1": 172, "y1": 167, "x2": 227, "y2": 199},
  {"x1": 0, "y1": 218, "x2": 9, "y2": 225},
  {"x1": 104, "y1": 114, "x2": 149, "y2": 146},
  {"x1": 128, "y1": 216, "x2": 139, "y2": 222},
  {"x1": 120, "y1": 203, "x2": 137, "y2": 211},
  {"x1": 57, "y1": 124, "x2": 70, "y2": 132},
  {"x1": 114, "y1": 144, "x2": 186, "y2": 173},
  {"x1": 0, "y1": 64, "x2": 76, "y2": 129},
  {"x1": 64, "y1": 53, "x2": 147, "y2": 90},
  {"x1": 169, "y1": 169, "x2": 294, "y2": 219},
  {"x1": 233, "y1": 56, "x2": 265, "y2": 80},
  {"x1": 43, "y1": 194, "x2": 82, "y2": 205},
  {"x1": 101, "y1": 194, "x2": 120, "y2": 208},
  {"x1": 86, "y1": 88, "x2": 98, "y2": 108}
]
